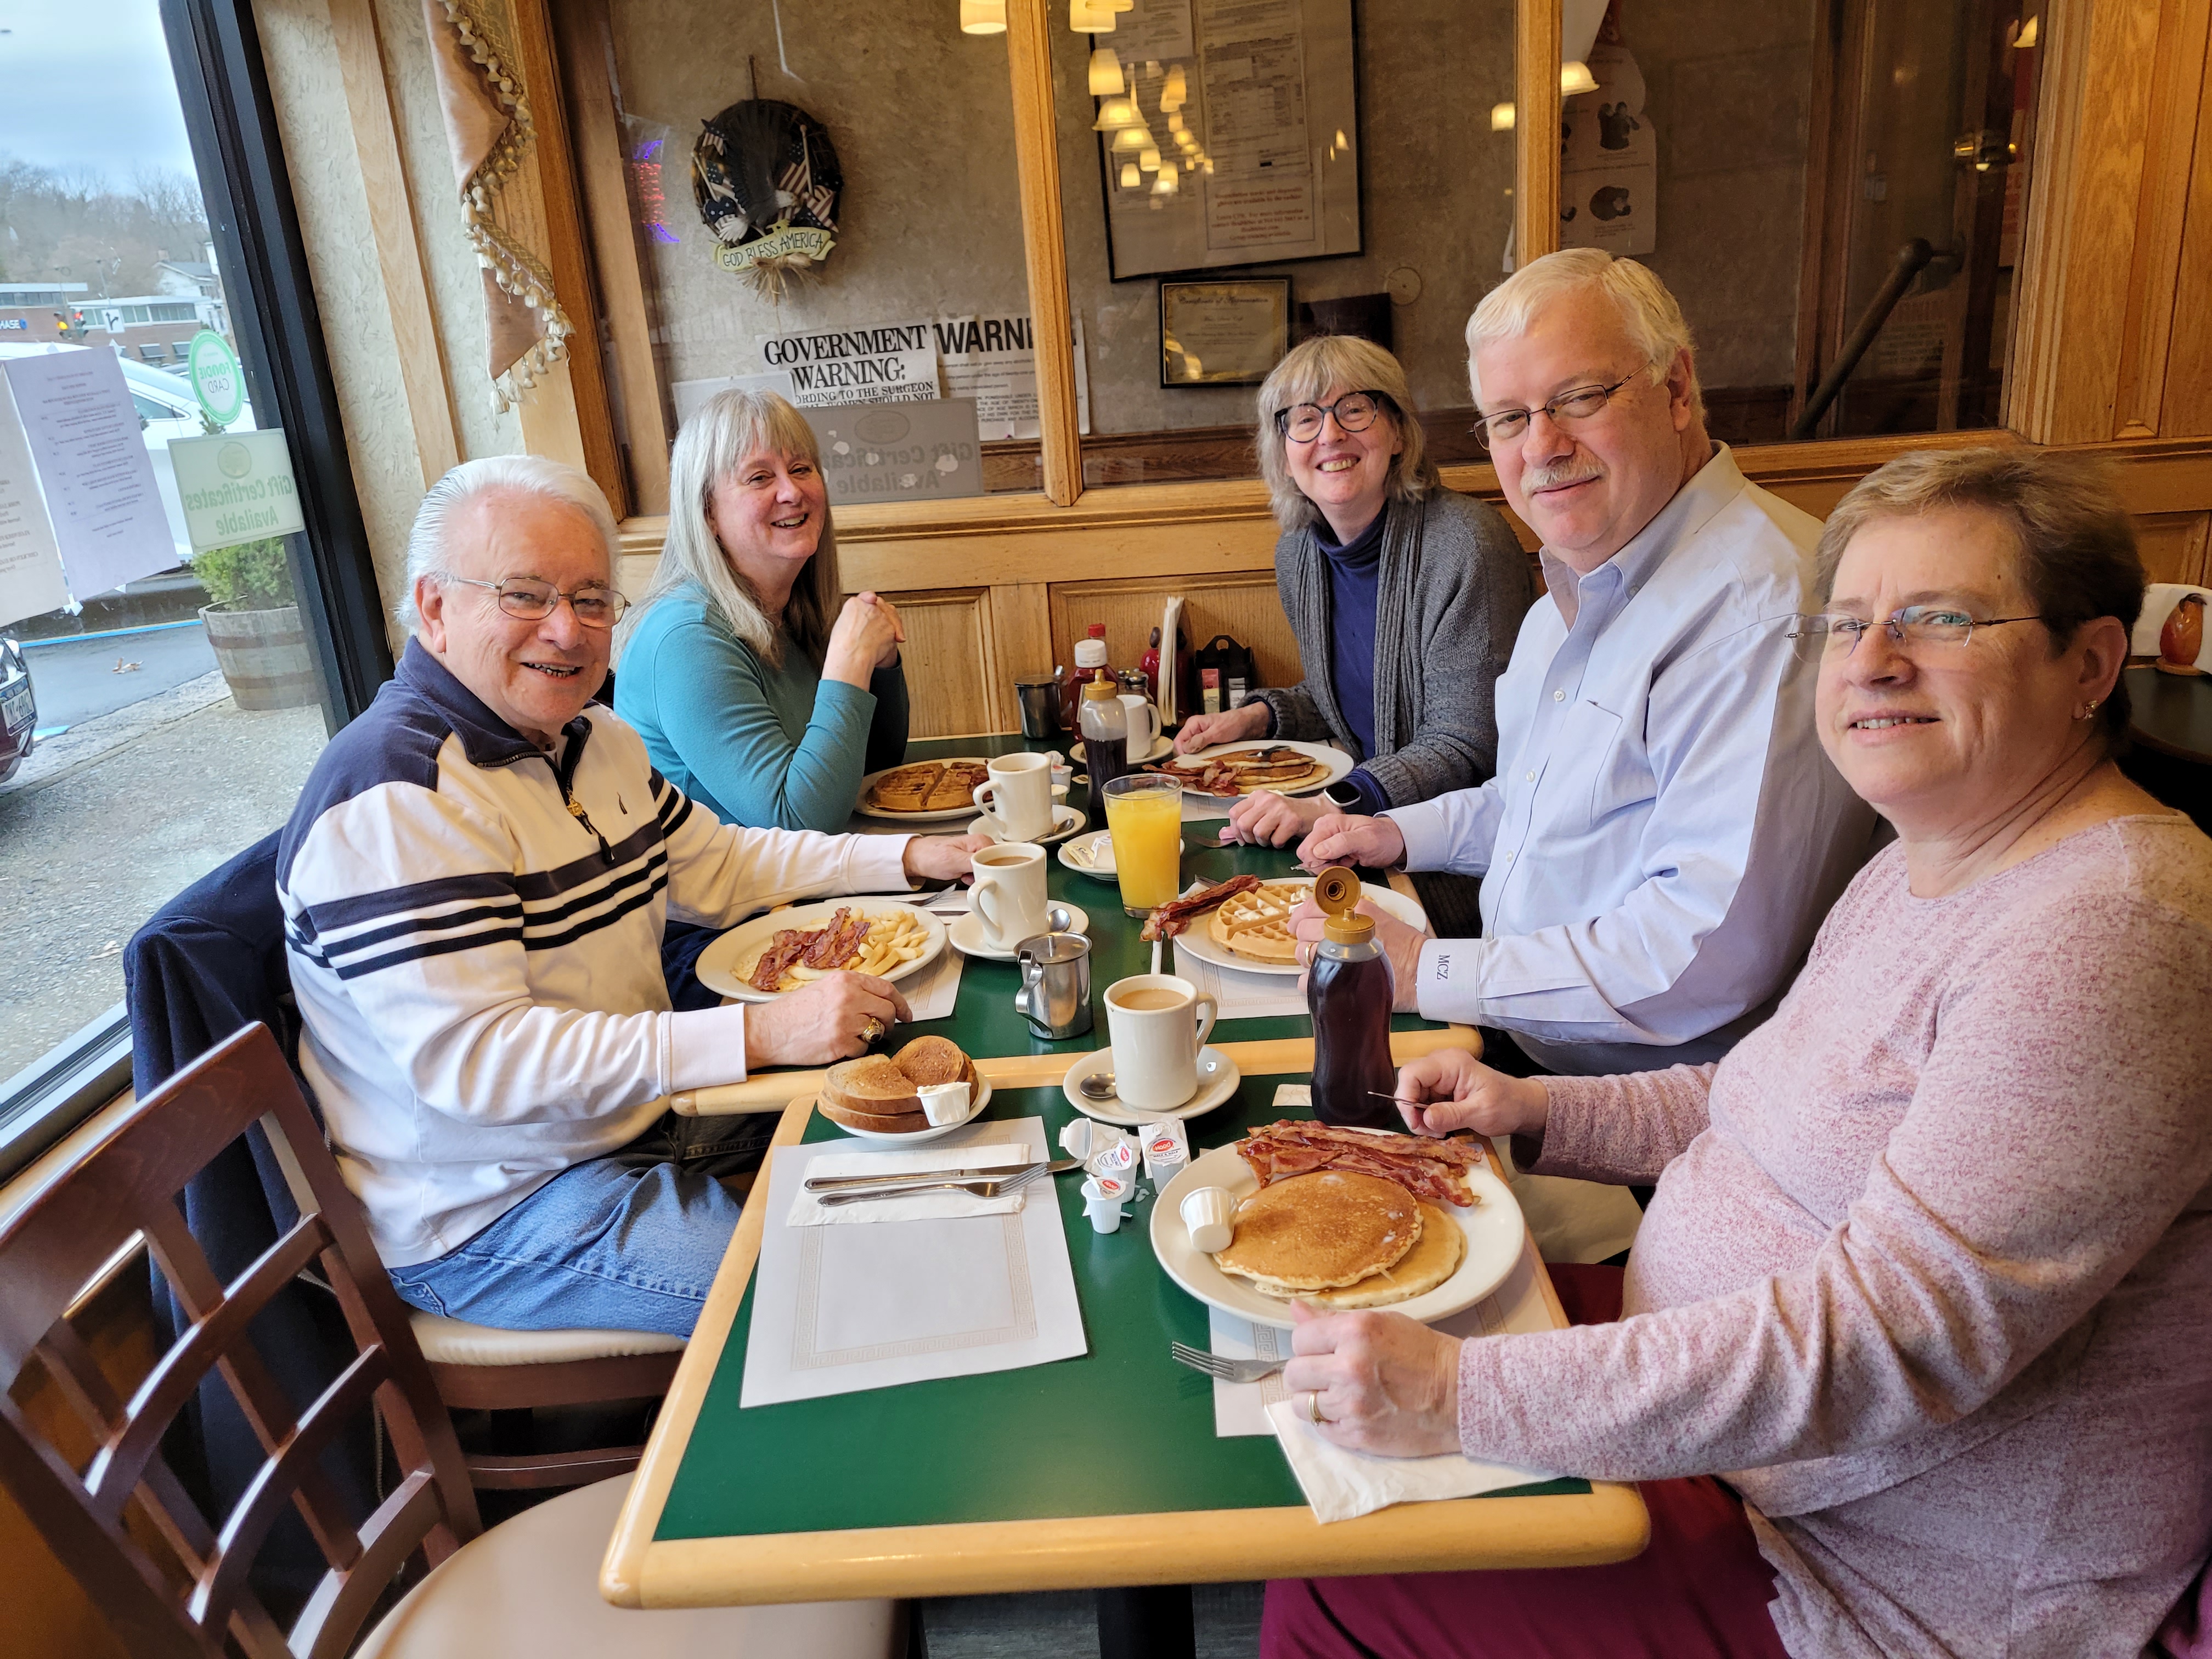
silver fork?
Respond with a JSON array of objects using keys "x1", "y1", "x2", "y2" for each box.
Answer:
[
  {"x1": 816, "y1": 1164, "x2": 1048, "y2": 1206},
  {"x1": 1169, "y1": 1341, "x2": 1286, "y2": 1384}
]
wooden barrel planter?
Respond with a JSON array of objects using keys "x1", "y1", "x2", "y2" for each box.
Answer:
[{"x1": 199, "y1": 603, "x2": 320, "y2": 711}]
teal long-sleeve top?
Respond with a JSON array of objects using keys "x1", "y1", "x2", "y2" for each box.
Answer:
[{"x1": 614, "y1": 584, "x2": 909, "y2": 831}]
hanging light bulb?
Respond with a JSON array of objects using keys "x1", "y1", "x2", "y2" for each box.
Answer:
[
  {"x1": 960, "y1": 0, "x2": 1006, "y2": 31},
  {"x1": 1139, "y1": 144, "x2": 1161, "y2": 171},
  {"x1": 1202, "y1": 157, "x2": 1215, "y2": 174},
  {"x1": 1087, "y1": 45, "x2": 1125, "y2": 95},
  {"x1": 1110, "y1": 122, "x2": 1152, "y2": 153},
  {"x1": 1092, "y1": 94, "x2": 1141, "y2": 131},
  {"x1": 1161, "y1": 65, "x2": 1188, "y2": 110},
  {"x1": 1120, "y1": 160, "x2": 1142, "y2": 188},
  {"x1": 1153, "y1": 159, "x2": 1180, "y2": 196},
  {"x1": 1491, "y1": 100, "x2": 1516, "y2": 131},
  {"x1": 1166, "y1": 111, "x2": 1186, "y2": 134},
  {"x1": 1070, "y1": 0, "x2": 1115, "y2": 31},
  {"x1": 1560, "y1": 60, "x2": 1598, "y2": 94}
]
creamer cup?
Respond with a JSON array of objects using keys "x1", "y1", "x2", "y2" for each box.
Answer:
[
  {"x1": 1178, "y1": 1185, "x2": 1235, "y2": 1253},
  {"x1": 1138, "y1": 1119, "x2": 1190, "y2": 1183},
  {"x1": 917, "y1": 1081, "x2": 971, "y2": 1126},
  {"x1": 1094, "y1": 1139, "x2": 1142, "y2": 1186},
  {"x1": 1079, "y1": 1174, "x2": 1130, "y2": 1234},
  {"x1": 1059, "y1": 1118, "x2": 1121, "y2": 1162}
]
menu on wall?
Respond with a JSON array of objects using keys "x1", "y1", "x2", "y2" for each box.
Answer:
[
  {"x1": 1101, "y1": 0, "x2": 1359, "y2": 280},
  {"x1": 1, "y1": 351, "x2": 177, "y2": 602},
  {"x1": 0, "y1": 375, "x2": 71, "y2": 629}
]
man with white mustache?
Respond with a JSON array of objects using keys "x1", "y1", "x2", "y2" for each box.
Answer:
[{"x1": 1295, "y1": 250, "x2": 1875, "y2": 1261}]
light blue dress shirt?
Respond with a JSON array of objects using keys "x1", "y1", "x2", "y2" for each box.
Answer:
[{"x1": 1386, "y1": 447, "x2": 1877, "y2": 1075}]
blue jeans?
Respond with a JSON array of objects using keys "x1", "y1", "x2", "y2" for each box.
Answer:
[{"x1": 386, "y1": 1109, "x2": 772, "y2": 1338}]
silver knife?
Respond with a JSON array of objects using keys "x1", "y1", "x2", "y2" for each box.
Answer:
[{"x1": 804, "y1": 1163, "x2": 1039, "y2": 1193}]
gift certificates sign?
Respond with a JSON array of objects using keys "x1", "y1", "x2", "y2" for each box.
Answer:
[{"x1": 167, "y1": 429, "x2": 306, "y2": 553}]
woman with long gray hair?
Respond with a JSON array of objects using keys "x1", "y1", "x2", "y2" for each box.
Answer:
[{"x1": 616, "y1": 388, "x2": 908, "y2": 831}]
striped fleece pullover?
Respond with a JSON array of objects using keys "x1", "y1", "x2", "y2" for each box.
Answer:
[{"x1": 277, "y1": 641, "x2": 912, "y2": 1267}]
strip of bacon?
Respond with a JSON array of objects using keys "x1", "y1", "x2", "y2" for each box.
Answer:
[
  {"x1": 1233, "y1": 1119, "x2": 1483, "y2": 1207},
  {"x1": 1141, "y1": 873, "x2": 1263, "y2": 941}
]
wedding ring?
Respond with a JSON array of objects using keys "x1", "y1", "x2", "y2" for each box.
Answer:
[
  {"x1": 1307, "y1": 1390, "x2": 1325, "y2": 1425},
  {"x1": 860, "y1": 1016, "x2": 885, "y2": 1043}
]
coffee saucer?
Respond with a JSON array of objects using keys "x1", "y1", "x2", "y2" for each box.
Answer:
[
  {"x1": 948, "y1": 901, "x2": 1090, "y2": 962},
  {"x1": 1061, "y1": 1045, "x2": 1241, "y2": 1127},
  {"x1": 970, "y1": 804, "x2": 1087, "y2": 847}
]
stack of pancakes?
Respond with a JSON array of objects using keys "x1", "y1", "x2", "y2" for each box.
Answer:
[
  {"x1": 866, "y1": 761, "x2": 989, "y2": 813},
  {"x1": 1206, "y1": 881, "x2": 1305, "y2": 964},
  {"x1": 1211, "y1": 1170, "x2": 1465, "y2": 1308},
  {"x1": 819, "y1": 1036, "x2": 978, "y2": 1133}
]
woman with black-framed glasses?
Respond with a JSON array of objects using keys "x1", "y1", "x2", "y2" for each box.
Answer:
[{"x1": 1171, "y1": 334, "x2": 1532, "y2": 933}]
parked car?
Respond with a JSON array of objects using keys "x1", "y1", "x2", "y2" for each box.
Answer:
[
  {"x1": 0, "y1": 341, "x2": 256, "y2": 572},
  {"x1": 1, "y1": 636, "x2": 35, "y2": 784}
]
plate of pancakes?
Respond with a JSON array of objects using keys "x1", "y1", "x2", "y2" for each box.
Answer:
[
  {"x1": 855, "y1": 758, "x2": 997, "y2": 822},
  {"x1": 1168, "y1": 877, "x2": 1429, "y2": 977},
  {"x1": 1152, "y1": 740, "x2": 1351, "y2": 800},
  {"x1": 816, "y1": 1036, "x2": 992, "y2": 1143},
  {"x1": 696, "y1": 900, "x2": 948, "y2": 1003},
  {"x1": 1151, "y1": 1139, "x2": 1524, "y2": 1328}
]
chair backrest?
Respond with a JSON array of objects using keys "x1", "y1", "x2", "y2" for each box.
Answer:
[{"x1": 0, "y1": 1024, "x2": 481, "y2": 1659}]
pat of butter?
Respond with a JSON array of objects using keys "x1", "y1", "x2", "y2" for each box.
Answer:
[{"x1": 917, "y1": 1081, "x2": 971, "y2": 1126}]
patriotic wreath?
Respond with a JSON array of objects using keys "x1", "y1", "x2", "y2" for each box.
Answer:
[{"x1": 692, "y1": 99, "x2": 844, "y2": 302}]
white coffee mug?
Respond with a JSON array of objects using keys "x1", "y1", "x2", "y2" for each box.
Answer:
[
  {"x1": 972, "y1": 752, "x2": 1058, "y2": 841},
  {"x1": 1118, "y1": 694, "x2": 1163, "y2": 755},
  {"x1": 1103, "y1": 974, "x2": 1220, "y2": 1110},
  {"x1": 970, "y1": 841, "x2": 1051, "y2": 951}
]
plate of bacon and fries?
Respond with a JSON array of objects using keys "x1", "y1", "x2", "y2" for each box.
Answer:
[{"x1": 695, "y1": 900, "x2": 949, "y2": 1003}]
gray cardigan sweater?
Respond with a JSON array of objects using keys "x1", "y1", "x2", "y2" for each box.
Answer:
[{"x1": 1257, "y1": 488, "x2": 1532, "y2": 806}]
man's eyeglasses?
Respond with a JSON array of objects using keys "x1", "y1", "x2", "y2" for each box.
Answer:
[
  {"x1": 1471, "y1": 372, "x2": 1643, "y2": 451},
  {"x1": 442, "y1": 574, "x2": 629, "y2": 629},
  {"x1": 1788, "y1": 607, "x2": 2050, "y2": 654},
  {"x1": 1276, "y1": 391, "x2": 1389, "y2": 443}
]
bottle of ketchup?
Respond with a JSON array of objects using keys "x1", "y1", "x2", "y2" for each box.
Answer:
[{"x1": 1306, "y1": 868, "x2": 1398, "y2": 1128}]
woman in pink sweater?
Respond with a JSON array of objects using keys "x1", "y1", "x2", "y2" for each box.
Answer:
[{"x1": 1267, "y1": 448, "x2": 2212, "y2": 1659}]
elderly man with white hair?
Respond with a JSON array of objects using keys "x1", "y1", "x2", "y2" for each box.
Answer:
[
  {"x1": 277, "y1": 456, "x2": 985, "y2": 1336},
  {"x1": 1295, "y1": 250, "x2": 1876, "y2": 1261}
]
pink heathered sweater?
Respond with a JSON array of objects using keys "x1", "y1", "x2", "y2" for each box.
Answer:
[{"x1": 1456, "y1": 814, "x2": 2212, "y2": 1658}]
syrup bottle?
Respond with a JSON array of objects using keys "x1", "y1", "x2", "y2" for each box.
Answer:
[
  {"x1": 1079, "y1": 677, "x2": 1131, "y2": 793},
  {"x1": 1062, "y1": 624, "x2": 1111, "y2": 728},
  {"x1": 1306, "y1": 867, "x2": 1398, "y2": 1128}
]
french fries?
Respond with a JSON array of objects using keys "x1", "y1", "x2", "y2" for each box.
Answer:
[{"x1": 732, "y1": 909, "x2": 931, "y2": 993}]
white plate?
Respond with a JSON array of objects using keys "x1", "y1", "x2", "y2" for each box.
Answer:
[
  {"x1": 854, "y1": 757, "x2": 1001, "y2": 823},
  {"x1": 1072, "y1": 732, "x2": 1175, "y2": 766},
  {"x1": 1058, "y1": 828, "x2": 1185, "y2": 882},
  {"x1": 696, "y1": 900, "x2": 949, "y2": 1003},
  {"x1": 968, "y1": 803, "x2": 1087, "y2": 847},
  {"x1": 1169, "y1": 877, "x2": 1430, "y2": 978},
  {"x1": 1162, "y1": 740, "x2": 1353, "y2": 799},
  {"x1": 1152, "y1": 1137, "x2": 1525, "y2": 1329},
  {"x1": 1061, "y1": 1045, "x2": 1241, "y2": 1127},
  {"x1": 948, "y1": 902, "x2": 1090, "y2": 962},
  {"x1": 820, "y1": 1074, "x2": 996, "y2": 1144}
]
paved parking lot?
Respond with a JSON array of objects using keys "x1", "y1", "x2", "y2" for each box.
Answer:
[{"x1": 0, "y1": 670, "x2": 327, "y2": 1083}]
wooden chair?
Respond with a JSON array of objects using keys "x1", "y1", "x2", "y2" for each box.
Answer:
[{"x1": 0, "y1": 1023, "x2": 896, "y2": 1658}]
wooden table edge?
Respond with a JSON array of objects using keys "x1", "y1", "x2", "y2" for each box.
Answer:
[{"x1": 605, "y1": 1025, "x2": 1622, "y2": 1612}]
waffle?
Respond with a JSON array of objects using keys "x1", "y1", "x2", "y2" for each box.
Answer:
[
  {"x1": 1206, "y1": 880, "x2": 1306, "y2": 963},
  {"x1": 866, "y1": 760, "x2": 990, "y2": 813}
]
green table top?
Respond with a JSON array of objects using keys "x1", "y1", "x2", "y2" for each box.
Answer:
[{"x1": 654, "y1": 1076, "x2": 1584, "y2": 1542}]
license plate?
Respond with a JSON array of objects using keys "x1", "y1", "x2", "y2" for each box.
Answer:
[{"x1": 1, "y1": 687, "x2": 30, "y2": 731}]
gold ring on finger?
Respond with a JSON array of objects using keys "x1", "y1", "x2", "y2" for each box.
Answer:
[
  {"x1": 860, "y1": 1016, "x2": 885, "y2": 1044},
  {"x1": 1307, "y1": 1390, "x2": 1325, "y2": 1425}
]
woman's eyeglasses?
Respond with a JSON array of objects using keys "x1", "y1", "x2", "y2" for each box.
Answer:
[
  {"x1": 1276, "y1": 391, "x2": 1389, "y2": 443},
  {"x1": 1788, "y1": 607, "x2": 2049, "y2": 654},
  {"x1": 442, "y1": 574, "x2": 630, "y2": 629},
  {"x1": 1471, "y1": 373, "x2": 1641, "y2": 450}
]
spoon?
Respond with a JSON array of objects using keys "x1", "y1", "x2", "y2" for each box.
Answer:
[{"x1": 1077, "y1": 1070, "x2": 1118, "y2": 1102}]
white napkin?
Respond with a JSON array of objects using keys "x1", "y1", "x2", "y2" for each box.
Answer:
[
  {"x1": 2132, "y1": 584, "x2": 2212, "y2": 668},
  {"x1": 1266, "y1": 1400, "x2": 1559, "y2": 1523},
  {"x1": 899, "y1": 943, "x2": 966, "y2": 1022},
  {"x1": 785, "y1": 1141, "x2": 1032, "y2": 1227}
]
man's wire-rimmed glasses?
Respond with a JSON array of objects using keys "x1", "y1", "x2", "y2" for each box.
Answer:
[
  {"x1": 1276, "y1": 391, "x2": 1389, "y2": 443},
  {"x1": 1788, "y1": 606, "x2": 2051, "y2": 656},
  {"x1": 1471, "y1": 371, "x2": 1643, "y2": 451},
  {"x1": 441, "y1": 573, "x2": 629, "y2": 629}
]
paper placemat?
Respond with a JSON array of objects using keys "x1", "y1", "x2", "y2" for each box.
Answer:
[
  {"x1": 1172, "y1": 941, "x2": 1308, "y2": 1019},
  {"x1": 785, "y1": 1139, "x2": 1033, "y2": 1227},
  {"x1": 899, "y1": 938, "x2": 966, "y2": 1022},
  {"x1": 741, "y1": 1116, "x2": 1086, "y2": 1407}
]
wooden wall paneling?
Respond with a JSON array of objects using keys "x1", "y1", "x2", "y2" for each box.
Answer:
[
  {"x1": 509, "y1": 0, "x2": 630, "y2": 517},
  {"x1": 552, "y1": 0, "x2": 673, "y2": 516},
  {"x1": 1003, "y1": 0, "x2": 1084, "y2": 508},
  {"x1": 2135, "y1": 511, "x2": 2212, "y2": 585},
  {"x1": 987, "y1": 581, "x2": 1056, "y2": 731},
  {"x1": 2162, "y1": 5, "x2": 2212, "y2": 436},
  {"x1": 2111, "y1": 0, "x2": 2212, "y2": 439},
  {"x1": 1050, "y1": 573, "x2": 1304, "y2": 700},
  {"x1": 2006, "y1": 0, "x2": 2164, "y2": 445},
  {"x1": 327, "y1": 0, "x2": 462, "y2": 488},
  {"x1": 886, "y1": 590, "x2": 996, "y2": 740},
  {"x1": 1514, "y1": 0, "x2": 1562, "y2": 266}
]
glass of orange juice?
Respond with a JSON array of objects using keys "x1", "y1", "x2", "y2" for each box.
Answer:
[{"x1": 1101, "y1": 773, "x2": 1184, "y2": 917}]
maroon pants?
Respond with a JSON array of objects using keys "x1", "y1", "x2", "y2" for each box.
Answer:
[{"x1": 1260, "y1": 1265, "x2": 1790, "y2": 1659}]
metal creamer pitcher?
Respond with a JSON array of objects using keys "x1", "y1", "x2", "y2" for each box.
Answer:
[{"x1": 1014, "y1": 931, "x2": 1093, "y2": 1040}]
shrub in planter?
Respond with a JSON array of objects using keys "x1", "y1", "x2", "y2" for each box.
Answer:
[{"x1": 196, "y1": 537, "x2": 320, "y2": 711}]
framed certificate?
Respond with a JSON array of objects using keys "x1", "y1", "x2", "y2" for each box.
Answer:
[{"x1": 1160, "y1": 279, "x2": 1291, "y2": 387}]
